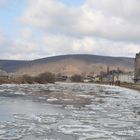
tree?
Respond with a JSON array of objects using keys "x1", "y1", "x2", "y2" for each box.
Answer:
[
  {"x1": 36, "y1": 72, "x2": 55, "y2": 84},
  {"x1": 22, "y1": 74, "x2": 34, "y2": 84},
  {"x1": 71, "y1": 74, "x2": 83, "y2": 82}
]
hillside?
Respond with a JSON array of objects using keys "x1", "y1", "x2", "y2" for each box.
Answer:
[{"x1": 0, "y1": 54, "x2": 134, "y2": 76}]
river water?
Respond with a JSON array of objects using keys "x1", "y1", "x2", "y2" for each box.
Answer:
[{"x1": 0, "y1": 83, "x2": 140, "y2": 140}]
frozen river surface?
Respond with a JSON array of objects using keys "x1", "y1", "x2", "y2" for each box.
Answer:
[{"x1": 0, "y1": 83, "x2": 140, "y2": 140}]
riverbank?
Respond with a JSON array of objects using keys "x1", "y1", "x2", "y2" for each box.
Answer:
[
  {"x1": 92, "y1": 81, "x2": 140, "y2": 91},
  {"x1": 120, "y1": 83, "x2": 140, "y2": 91},
  {"x1": 0, "y1": 72, "x2": 55, "y2": 84}
]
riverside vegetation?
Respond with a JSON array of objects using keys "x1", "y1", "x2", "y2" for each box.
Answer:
[
  {"x1": 0, "y1": 72, "x2": 84, "y2": 84},
  {"x1": 1, "y1": 72, "x2": 140, "y2": 92},
  {"x1": 0, "y1": 72, "x2": 55, "y2": 84}
]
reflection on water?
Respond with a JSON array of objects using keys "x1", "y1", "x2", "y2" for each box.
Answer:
[{"x1": 0, "y1": 83, "x2": 140, "y2": 140}]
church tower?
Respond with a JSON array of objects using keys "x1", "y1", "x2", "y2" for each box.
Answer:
[{"x1": 107, "y1": 65, "x2": 109, "y2": 74}]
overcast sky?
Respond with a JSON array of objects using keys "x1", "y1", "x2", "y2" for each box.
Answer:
[{"x1": 0, "y1": 0, "x2": 140, "y2": 60}]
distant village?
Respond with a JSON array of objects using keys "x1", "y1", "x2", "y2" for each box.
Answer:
[
  {"x1": 0, "y1": 52, "x2": 140, "y2": 85},
  {"x1": 57, "y1": 52, "x2": 140, "y2": 85}
]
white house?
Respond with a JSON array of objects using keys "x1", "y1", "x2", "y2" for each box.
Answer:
[{"x1": 118, "y1": 73, "x2": 134, "y2": 83}]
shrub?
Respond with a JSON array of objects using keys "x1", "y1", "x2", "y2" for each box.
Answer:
[
  {"x1": 71, "y1": 74, "x2": 83, "y2": 82},
  {"x1": 36, "y1": 72, "x2": 55, "y2": 84},
  {"x1": 0, "y1": 72, "x2": 56, "y2": 84},
  {"x1": 22, "y1": 75, "x2": 34, "y2": 84},
  {"x1": 0, "y1": 78, "x2": 9, "y2": 84}
]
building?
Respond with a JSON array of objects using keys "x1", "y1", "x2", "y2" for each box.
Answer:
[
  {"x1": 94, "y1": 75, "x2": 102, "y2": 82},
  {"x1": 135, "y1": 52, "x2": 140, "y2": 82},
  {"x1": 100, "y1": 67, "x2": 134, "y2": 84},
  {"x1": 117, "y1": 72, "x2": 134, "y2": 83},
  {"x1": 0, "y1": 70, "x2": 9, "y2": 80}
]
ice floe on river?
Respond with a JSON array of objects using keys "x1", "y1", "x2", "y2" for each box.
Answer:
[{"x1": 0, "y1": 83, "x2": 140, "y2": 139}]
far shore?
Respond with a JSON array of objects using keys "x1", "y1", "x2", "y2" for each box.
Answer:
[
  {"x1": 120, "y1": 83, "x2": 140, "y2": 91},
  {"x1": 94, "y1": 82, "x2": 140, "y2": 91},
  {"x1": 0, "y1": 79, "x2": 140, "y2": 92}
]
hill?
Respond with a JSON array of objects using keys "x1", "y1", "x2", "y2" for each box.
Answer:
[{"x1": 0, "y1": 54, "x2": 134, "y2": 76}]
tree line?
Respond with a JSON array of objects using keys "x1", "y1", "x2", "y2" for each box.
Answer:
[
  {"x1": 0, "y1": 72, "x2": 84, "y2": 84},
  {"x1": 0, "y1": 72, "x2": 55, "y2": 84}
]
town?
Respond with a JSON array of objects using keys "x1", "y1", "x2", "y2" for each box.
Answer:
[{"x1": 0, "y1": 52, "x2": 139, "y2": 90}]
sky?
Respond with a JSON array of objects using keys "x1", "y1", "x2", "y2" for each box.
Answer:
[{"x1": 0, "y1": 0, "x2": 140, "y2": 60}]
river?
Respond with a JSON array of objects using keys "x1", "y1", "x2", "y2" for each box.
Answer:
[{"x1": 0, "y1": 83, "x2": 140, "y2": 140}]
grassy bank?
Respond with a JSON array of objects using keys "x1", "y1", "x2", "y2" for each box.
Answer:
[
  {"x1": 120, "y1": 83, "x2": 140, "y2": 91},
  {"x1": 92, "y1": 81, "x2": 140, "y2": 91}
]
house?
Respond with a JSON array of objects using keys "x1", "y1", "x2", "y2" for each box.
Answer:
[
  {"x1": 100, "y1": 67, "x2": 134, "y2": 84},
  {"x1": 117, "y1": 72, "x2": 134, "y2": 83},
  {"x1": 94, "y1": 75, "x2": 102, "y2": 82},
  {"x1": 0, "y1": 70, "x2": 8, "y2": 79}
]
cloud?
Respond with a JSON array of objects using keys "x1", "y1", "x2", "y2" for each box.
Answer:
[
  {"x1": 87, "y1": 0, "x2": 140, "y2": 20},
  {"x1": 1, "y1": 0, "x2": 140, "y2": 60},
  {"x1": 20, "y1": 28, "x2": 33, "y2": 40},
  {"x1": 19, "y1": 0, "x2": 140, "y2": 42},
  {"x1": 0, "y1": 33, "x2": 40, "y2": 60},
  {"x1": 0, "y1": 34, "x2": 14, "y2": 59},
  {"x1": 0, "y1": 32, "x2": 139, "y2": 60},
  {"x1": 42, "y1": 34, "x2": 140, "y2": 57}
]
